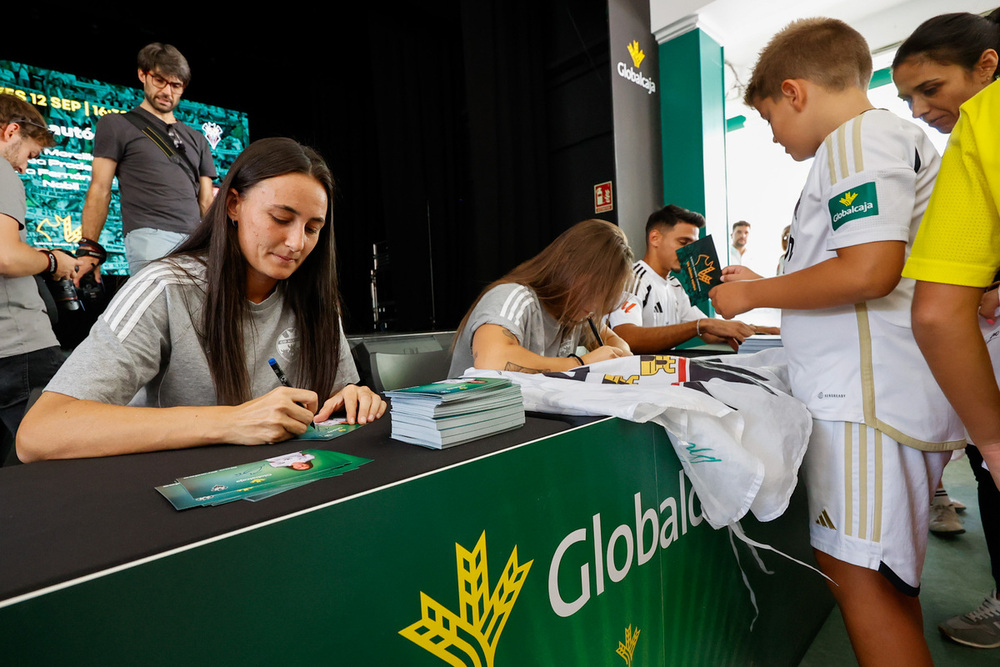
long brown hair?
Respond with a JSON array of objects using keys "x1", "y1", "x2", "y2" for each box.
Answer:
[
  {"x1": 172, "y1": 137, "x2": 342, "y2": 405},
  {"x1": 455, "y1": 219, "x2": 632, "y2": 342}
]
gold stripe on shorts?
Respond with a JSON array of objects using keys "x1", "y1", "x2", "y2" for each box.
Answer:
[
  {"x1": 844, "y1": 422, "x2": 853, "y2": 537},
  {"x1": 859, "y1": 425, "x2": 869, "y2": 539},
  {"x1": 873, "y1": 429, "x2": 883, "y2": 542}
]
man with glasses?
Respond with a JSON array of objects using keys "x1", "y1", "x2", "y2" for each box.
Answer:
[
  {"x1": 0, "y1": 94, "x2": 71, "y2": 464},
  {"x1": 78, "y1": 42, "x2": 217, "y2": 277}
]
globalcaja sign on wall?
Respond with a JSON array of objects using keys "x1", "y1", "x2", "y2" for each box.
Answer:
[
  {"x1": 0, "y1": 60, "x2": 249, "y2": 274},
  {"x1": 617, "y1": 40, "x2": 657, "y2": 95}
]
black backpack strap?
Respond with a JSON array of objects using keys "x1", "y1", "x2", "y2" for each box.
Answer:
[{"x1": 122, "y1": 111, "x2": 201, "y2": 193}]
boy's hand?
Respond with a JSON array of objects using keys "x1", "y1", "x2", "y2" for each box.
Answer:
[
  {"x1": 709, "y1": 282, "x2": 755, "y2": 320},
  {"x1": 722, "y1": 265, "x2": 763, "y2": 282}
]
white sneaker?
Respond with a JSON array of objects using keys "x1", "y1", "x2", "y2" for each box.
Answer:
[
  {"x1": 929, "y1": 502, "x2": 965, "y2": 534},
  {"x1": 939, "y1": 590, "x2": 1000, "y2": 649},
  {"x1": 950, "y1": 497, "x2": 967, "y2": 513}
]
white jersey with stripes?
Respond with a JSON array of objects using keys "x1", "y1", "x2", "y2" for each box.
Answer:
[
  {"x1": 45, "y1": 256, "x2": 359, "y2": 408},
  {"x1": 607, "y1": 259, "x2": 706, "y2": 329},
  {"x1": 781, "y1": 109, "x2": 963, "y2": 450},
  {"x1": 448, "y1": 283, "x2": 586, "y2": 377}
]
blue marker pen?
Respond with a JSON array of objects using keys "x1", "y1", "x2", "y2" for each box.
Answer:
[{"x1": 269, "y1": 357, "x2": 316, "y2": 430}]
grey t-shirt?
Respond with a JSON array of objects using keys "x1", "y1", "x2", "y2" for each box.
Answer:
[
  {"x1": 46, "y1": 256, "x2": 359, "y2": 407},
  {"x1": 0, "y1": 161, "x2": 58, "y2": 359},
  {"x1": 448, "y1": 283, "x2": 586, "y2": 376},
  {"x1": 92, "y1": 107, "x2": 217, "y2": 236}
]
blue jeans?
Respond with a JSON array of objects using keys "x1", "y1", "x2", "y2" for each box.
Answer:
[{"x1": 0, "y1": 346, "x2": 65, "y2": 464}]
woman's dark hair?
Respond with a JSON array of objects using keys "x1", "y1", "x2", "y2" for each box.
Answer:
[
  {"x1": 892, "y1": 9, "x2": 1000, "y2": 76},
  {"x1": 172, "y1": 137, "x2": 341, "y2": 405},
  {"x1": 454, "y1": 219, "x2": 633, "y2": 344}
]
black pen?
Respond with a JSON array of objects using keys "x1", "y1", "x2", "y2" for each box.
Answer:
[
  {"x1": 587, "y1": 317, "x2": 604, "y2": 347},
  {"x1": 268, "y1": 357, "x2": 316, "y2": 429}
]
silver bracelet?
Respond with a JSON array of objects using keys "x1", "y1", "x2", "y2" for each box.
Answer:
[{"x1": 696, "y1": 319, "x2": 702, "y2": 336}]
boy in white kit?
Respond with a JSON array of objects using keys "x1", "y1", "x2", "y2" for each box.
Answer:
[{"x1": 710, "y1": 18, "x2": 965, "y2": 666}]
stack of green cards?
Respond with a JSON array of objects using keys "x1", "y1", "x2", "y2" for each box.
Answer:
[
  {"x1": 156, "y1": 448, "x2": 372, "y2": 510},
  {"x1": 386, "y1": 377, "x2": 525, "y2": 449},
  {"x1": 674, "y1": 234, "x2": 723, "y2": 304}
]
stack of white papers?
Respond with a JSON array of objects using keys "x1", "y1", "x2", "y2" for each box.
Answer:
[{"x1": 386, "y1": 377, "x2": 525, "y2": 449}]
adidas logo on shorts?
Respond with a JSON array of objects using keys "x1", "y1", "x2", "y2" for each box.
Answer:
[{"x1": 816, "y1": 509, "x2": 837, "y2": 530}]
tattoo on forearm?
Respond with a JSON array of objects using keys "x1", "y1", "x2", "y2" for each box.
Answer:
[{"x1": 504, "y1": 362, "x2": 549, "y2": 374}]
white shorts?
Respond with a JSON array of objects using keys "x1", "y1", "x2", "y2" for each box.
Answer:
[{"x1": 805, "y1": 419, "x2": 950, "y2": 595}]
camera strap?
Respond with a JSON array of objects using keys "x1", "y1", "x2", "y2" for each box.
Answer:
[{"x1": 123, "y1": 111, "x2": 200, "y2": 195}]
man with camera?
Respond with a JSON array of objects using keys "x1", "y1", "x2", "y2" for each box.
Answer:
[{"x1": 0, "y1": 94, "x2": 73, "y2": 462}]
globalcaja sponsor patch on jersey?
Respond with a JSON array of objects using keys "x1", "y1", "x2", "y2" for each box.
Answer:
[{"x1": 829, "y1": 181, "x2": 879, "y2": 230}]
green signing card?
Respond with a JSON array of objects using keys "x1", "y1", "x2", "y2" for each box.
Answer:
[{"x1": 674, "y1": 234, "x2": 723, "y2": 303}]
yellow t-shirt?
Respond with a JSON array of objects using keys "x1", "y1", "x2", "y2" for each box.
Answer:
[{"x1": 902, "y1": 79, "x2": 1000, "y2": 287}]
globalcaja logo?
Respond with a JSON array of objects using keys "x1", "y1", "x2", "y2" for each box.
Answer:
[
  {"x1": 400, "y1": 531, "x2": 533, "y2": 667},
  {"x1": 617, "y1": 40, "x2": 656, "y2": 95},
  {"x1": 616, "y1": 625, "x2": 641, "y2": 666},
  {"x1": 829, "y1": 181, "x2": 878, "y2": 230}
]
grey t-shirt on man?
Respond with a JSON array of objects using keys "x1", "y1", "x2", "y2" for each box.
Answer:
[{"x1": 92, "y1": 107, "x2": 217, "y2": 236}]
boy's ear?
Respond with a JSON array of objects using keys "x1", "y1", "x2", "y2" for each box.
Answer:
[{"x1": 780, "y1": 79, "x2": 807, "y2": 111}]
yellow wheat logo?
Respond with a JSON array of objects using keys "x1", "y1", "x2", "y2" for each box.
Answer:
[
  {"x1": 627, "y1": 40, "x2": 645, "y2": 68},
  {"x1": 839, "y1": 191, "x2": 858, "y2": 207},
  {"x1": 696, "y1": 256, "x2": 716, "y2": 284},
  {"x1": 400, "y1": 532, "x2": 533, "y2": 667},
  {"x1": 616, "y1": 624, "x2": 641, "y2": 666},
  {"x1": 35, "y1": 214, "x2": 81, "y2": 244}
]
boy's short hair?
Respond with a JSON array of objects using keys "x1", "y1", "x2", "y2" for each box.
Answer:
[
  {"x1": 0, "y1": 94, "x2": 56, "y2": 148},
  {"x1": 137, "y1": 42, "x2": 191, "y2": 86},
  {"x1": 645, "y1": 204, "x2": 705, "y2": 238},
  {"x1": 744, "y1": 18, "x2": 873, "y2": 105},
  {"x1": 732, "y1": 220, "x2": 750, "y2": 231}
]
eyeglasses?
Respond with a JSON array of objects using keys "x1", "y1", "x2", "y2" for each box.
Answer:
[
  {"x1": 10, "y1": 118, "x2": 50, "y2": 132},
  {"x1": 145, "y1": 71, "x2": 185, "y2": 92}
]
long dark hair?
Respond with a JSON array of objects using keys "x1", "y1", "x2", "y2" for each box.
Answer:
[
  {"x1": 454, "y1": 219, "x2": 632, "y2": 343},
  {"x1": 172, "y1": 137, "x2": 341, "y2": 405},
  {"x1": 892, "y1": 8, "x2": 1000, "y2": 76}
]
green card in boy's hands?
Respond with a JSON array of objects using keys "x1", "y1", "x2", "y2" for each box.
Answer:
[{"x1": 674, "y1": 234, "x2": 723, "y2": 303}]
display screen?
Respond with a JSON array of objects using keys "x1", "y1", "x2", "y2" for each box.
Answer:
[{"x1": 0, "y1": 59, "x2": 250, "y2": 274}]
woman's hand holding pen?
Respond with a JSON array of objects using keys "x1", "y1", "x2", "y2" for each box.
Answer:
[{"x1": 227, "y1": 387, "x2": 319, "y2": 444}]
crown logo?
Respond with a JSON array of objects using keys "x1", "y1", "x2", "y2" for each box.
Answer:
[
  {"x1": 400, "y1": 532, "x2": 533, "y2": 667},
  {"x1": 616, "y1": 624, "x2": 641, "y2": 666},
  {"x1": 627, "y1": 40, "x2": 645, "y2": 68},
  {"x1": 839, "y1": 191, "x2": 858, "y2": 207}
]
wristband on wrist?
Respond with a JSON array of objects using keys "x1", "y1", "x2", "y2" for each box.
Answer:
[
  {"x1": 568, "y1": 354, "x2": 584, "y2": 366},
  {"x1": 38, "y1": 249, "x2": 56, "y2": 275},
  {"x1": 76, "y1": 237, "x2": 107, "y2": 264}
]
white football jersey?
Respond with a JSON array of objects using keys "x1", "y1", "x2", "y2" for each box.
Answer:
[
  {"x1": 781, "y1": 110, "x2": 963, "y2": 450},
  {"x1": 608, "y1": 260, "x2": 706, "y2": 329}
]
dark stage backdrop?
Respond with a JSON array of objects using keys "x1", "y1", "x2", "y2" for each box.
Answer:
[{"x1": 2, "y1": 1, "x2": 615, "y2": 335}]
